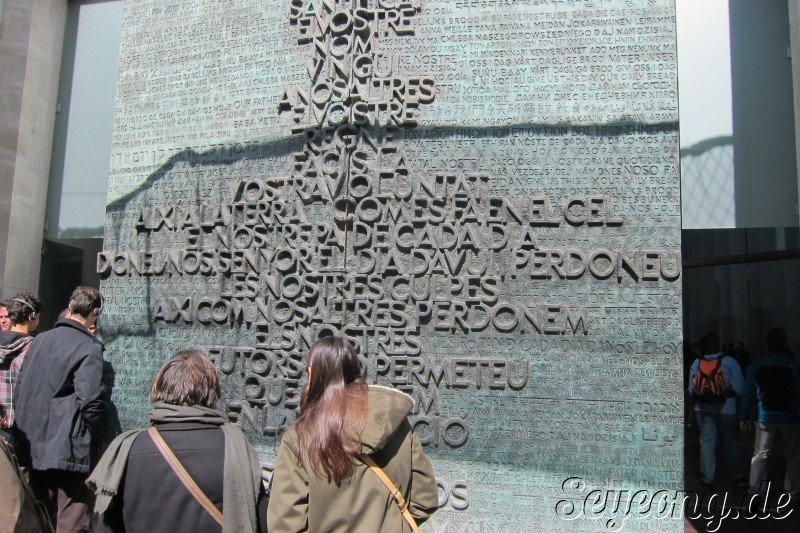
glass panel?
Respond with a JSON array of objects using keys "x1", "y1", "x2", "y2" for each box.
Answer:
[
  {"x1": 730, "y1": 0, "x2": 798, "y2": 228},
  {"x1": 46, "y1": 0, "x2": 124, "y2": 238},
  {"x1": 677, "y1": 0, "x2": 798, "y2": 230},
  {"x1": 676, "y1": 0, "x2": 735, "y2": 228}
]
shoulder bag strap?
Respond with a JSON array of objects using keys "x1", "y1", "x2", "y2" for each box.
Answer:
[
  {"x1": 147, "y1": 427, "x2": 223, "y2": 526},
  {"x1": 357, "y1": 453, "x2": 419, "y2": 533}
]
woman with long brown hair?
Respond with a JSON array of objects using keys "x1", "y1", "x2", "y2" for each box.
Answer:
[{"x1": 268, "y1": 336, "x2": 438, "y2": 532}]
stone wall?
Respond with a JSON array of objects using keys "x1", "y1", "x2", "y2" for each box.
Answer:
[{"x1": 0, "y1": 0, "x2": 66, "y2": 296}]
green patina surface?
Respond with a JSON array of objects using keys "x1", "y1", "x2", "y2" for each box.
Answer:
[{"x1": 99, "y1": 0, "x2": 682, "y2": 530}]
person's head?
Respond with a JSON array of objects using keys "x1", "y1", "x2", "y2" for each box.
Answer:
[
  {"x1": 0, "y1": 302, "x2": 9, "y2": 331},
  {"x1": 765, "y1": 327, "x2": 787, "y2": 353},
  {"x1": 703, "y1": 332, "x2": 720, "y2": 355},
  {"x1": 8, "y1": 292, "x2": 42, "y2": 332},
  {"x1": 295, "y1": 335, "x2": 366, "y2": 484},
  {"x1": 149, "y1": 348, "x2": 220, "y2": 408},
  {"x1": 303, "y1": 336, "x2": 364, "y2": 409},
  {"x1": 67, "y1": 286, "x2": 103, "y2": 327}
]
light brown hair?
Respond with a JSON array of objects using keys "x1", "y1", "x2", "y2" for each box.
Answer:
[{"x1": 149, "y1": 348, "x2": 220, "y2": 408}]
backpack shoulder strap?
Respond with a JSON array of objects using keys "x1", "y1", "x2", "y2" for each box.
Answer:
[
  {"x1": 358, "y1": 453, "x2": 419, "y2": 533},
  {"x1": 147, "y1": 427, "x2": 223, "y2": 526}
]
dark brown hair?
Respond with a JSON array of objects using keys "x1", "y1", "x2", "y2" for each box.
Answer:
[
  {"x1": 7, "y1": 292, "x2": 41, "y2": 325},
  {"x1": 149, "y1": 348, "x2": 220, "y2": 408},
  {"x1": 702, "y1": 332, "x2": 720, "y2": 355},
  {"x1": 293, "y1": 336, "x2": 367, "y2": 484},
  {"x1": 68, "y1": 286, "x2": 103, "y2": 317}
]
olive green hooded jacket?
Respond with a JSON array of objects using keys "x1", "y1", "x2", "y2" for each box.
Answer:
[{"x1": 267, "y1": 386, "x2": 438, "y2": 532}]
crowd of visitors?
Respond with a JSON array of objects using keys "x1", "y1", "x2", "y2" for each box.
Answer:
[
  {"x1": 4, "y1": 280, "x2": 800, "y2": 530},
  {"x1": 0, "y1": 286, "x2": 438, "y2": 532},
  {"x1": 688, "y1": 328, "x2": 800, "y2": 504}
]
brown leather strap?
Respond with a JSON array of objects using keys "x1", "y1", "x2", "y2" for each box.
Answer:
[
  {"x1": 147, "y1": 427, "x2": 223, "y2": 526},
  {"x1": 358, "y1": 453, "x2": 419, "y2": 533}
]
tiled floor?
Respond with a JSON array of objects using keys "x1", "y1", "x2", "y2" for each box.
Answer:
[{"x1": 683, "y1": 414, "x2": 800, "y2": 532}]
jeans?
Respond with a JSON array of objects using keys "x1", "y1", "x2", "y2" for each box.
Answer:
[
  {"x1": 697, "y1": 409, "x2": 744, "y2": 484},
  {"x1": 750, "y1": 421, "x2": 800, "y2": 497}
]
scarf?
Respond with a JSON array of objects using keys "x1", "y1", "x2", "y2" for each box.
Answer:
[{"x1": 86, "y1": 403, "x2": 262, "y2": 533}]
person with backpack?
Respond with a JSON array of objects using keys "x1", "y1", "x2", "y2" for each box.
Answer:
[
  {"x1": 688, "y1": 332, "x2": 747, "y2": 491},
  {"x1": 739, "y1": 327, "x2": 800, "y2": 500}
]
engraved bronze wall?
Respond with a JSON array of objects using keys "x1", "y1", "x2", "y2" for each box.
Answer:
[{"x1": 100, "y1": 0, "x2": 682, "y2": 529}]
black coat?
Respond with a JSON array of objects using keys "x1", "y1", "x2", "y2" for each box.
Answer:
[
  {"x1": 14, "y1": 318, "x2": 106, "y2": 472},
  {"x1": 102, "y1": 422, "x2": 268, "y2": 533}
]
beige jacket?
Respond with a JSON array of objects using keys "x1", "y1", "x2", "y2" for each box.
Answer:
[
  {"x1": 267, "y1": 386, "x2": 439, "y2": 532},
  {"x1": 0, "y1": 436, "x2": 52, "y2": 532}
]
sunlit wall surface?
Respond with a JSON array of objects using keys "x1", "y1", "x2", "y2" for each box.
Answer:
[
  {"x1": 47, "y1": 1, "x2": 799, "y2": 236},
  {"x1": 45, "y1": 0, "x2": 123, "y2": 238}
]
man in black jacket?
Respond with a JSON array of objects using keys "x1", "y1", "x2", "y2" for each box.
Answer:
[{"x1": 14, "y1": 286, "x2": 106, "y2": 532}]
